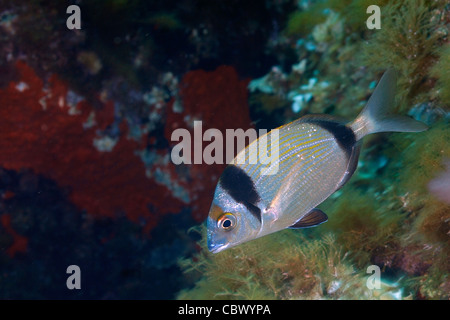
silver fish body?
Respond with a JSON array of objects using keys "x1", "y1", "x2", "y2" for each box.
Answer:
[{"x1": 207, "y1": 70, "x2": 427, "y2": 253}]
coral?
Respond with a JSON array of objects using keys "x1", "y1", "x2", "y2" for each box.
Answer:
[
  {"x1": 0, "y1": 61, "x2": 184, "y2": 232},
  {"x1": 311, "y1": 11, "x2": 344, "y2": 52},
  {"x1": 288, "y1": 77, "x2": 331, "y2": 113},
  {"x1": 0, "y1": 167, "x2": 196, "y2": 299},
  {"x1": 0, "y1": 61, "x2": 254, "y2": 238},
  {"x1": 0, "y1": 213, "x2": 28, "y2": 258},
  {"x1": 248, "y1": 66, "x2": 288, "y2": 95},
  {"x1": 164, "y1": 65, "x2": 253, "y2": 221}
]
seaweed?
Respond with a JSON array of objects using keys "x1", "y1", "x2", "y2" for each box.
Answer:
[
  {"x1": 381, "y1": 124, "x2": 450, "y2": 298},
  {"x1": 361, "y1": 0, "x2": 447, "y2": 112},
  {"x1": 178, "y1": 226, "x2": 406, "y2": 300},
  {"x1": 284, "y1": 2, "x2": 329, "y2": 37},
  {"x1": 391, "y1": 123, "x2": 450, "y2": 249},
  {"x1": 319, "y1": 186, "x2": 403, "y2": 269},
  {"x1": 337, "y1": 0, "x2": 390, "y2": 32},
  {"x1": 284, "y1": 0, "x2": 393, "y2": 38},
  {"x1": 430, "y1": 43, "x2": 450, "y2": 108}
]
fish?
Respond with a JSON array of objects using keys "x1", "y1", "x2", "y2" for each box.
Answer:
[{"x1": 206, "y1": 69, "x2": 428, "y2": 253}]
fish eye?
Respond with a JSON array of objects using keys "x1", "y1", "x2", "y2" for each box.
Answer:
[{"x1": 217, "y1": 213, "x2": 236, "y2": 231}]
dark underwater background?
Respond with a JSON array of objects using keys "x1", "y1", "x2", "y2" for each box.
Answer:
[{"x1": 0, "y1": 0, "x2": 448, "y2": 299}]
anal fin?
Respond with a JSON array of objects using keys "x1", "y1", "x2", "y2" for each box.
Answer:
[{"x1": 289, "y1": 208, "x2": 328, "y2": 229}]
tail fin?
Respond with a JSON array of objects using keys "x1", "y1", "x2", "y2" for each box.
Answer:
[{"x1": 349, "y1": 69, "x2": 428, "y2": 141}]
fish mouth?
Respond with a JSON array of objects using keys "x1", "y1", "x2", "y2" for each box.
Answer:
[
  {"x1": 207, "y1": 240, "x2": 229, "y2": 254},
  {"x1": 206, "y1": 219, "x2": 229, "y2": 253},
  {"x1": 207, "y1": 231, "x2": 229, "y2": 253}
]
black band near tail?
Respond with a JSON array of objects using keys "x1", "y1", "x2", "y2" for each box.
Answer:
[{"x1": 306, "y1": 119, "x2": 356, "y2": 158}]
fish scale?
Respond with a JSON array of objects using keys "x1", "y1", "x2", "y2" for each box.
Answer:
[
  {"x1": 256, "y1": 128, "x2": 334, "y2": 202},
  {"x1": 282, "y1": 147, "x2": 343, "y2": 222}
]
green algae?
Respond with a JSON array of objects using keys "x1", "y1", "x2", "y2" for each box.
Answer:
[
  {"x1": 361, "y1": 0, "x2": 447, "y2": 112},
  {"x1": 430, "y1": 43, "x2": 450, "y2": 108},
  {"x1": 178, "y1": 227, "x2": 406, "y2": 300},
  {"x1": 285, "y1": 2, "x2": 329, "y2": 37},
  {"x1": 391, "y1": 123, "x2": 450, "y2": 250},
  {"x1": 285, "y1": 0, "x2": 391, "y2": 37},
  {"x1": 326, "y1": 0, "x2": 392, "y2": 32},
  {"x1": 319, "y1": 186, "x2": 403, "y2": 269}
]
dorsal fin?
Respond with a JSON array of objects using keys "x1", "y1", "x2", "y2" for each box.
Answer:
[{"x1": 288, "y1": 208, "x2": 328, "y2": 229}]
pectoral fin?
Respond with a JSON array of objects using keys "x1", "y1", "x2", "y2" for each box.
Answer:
[{"x1": 288, "y1": 208, "x2": 328, "y2": 229}]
